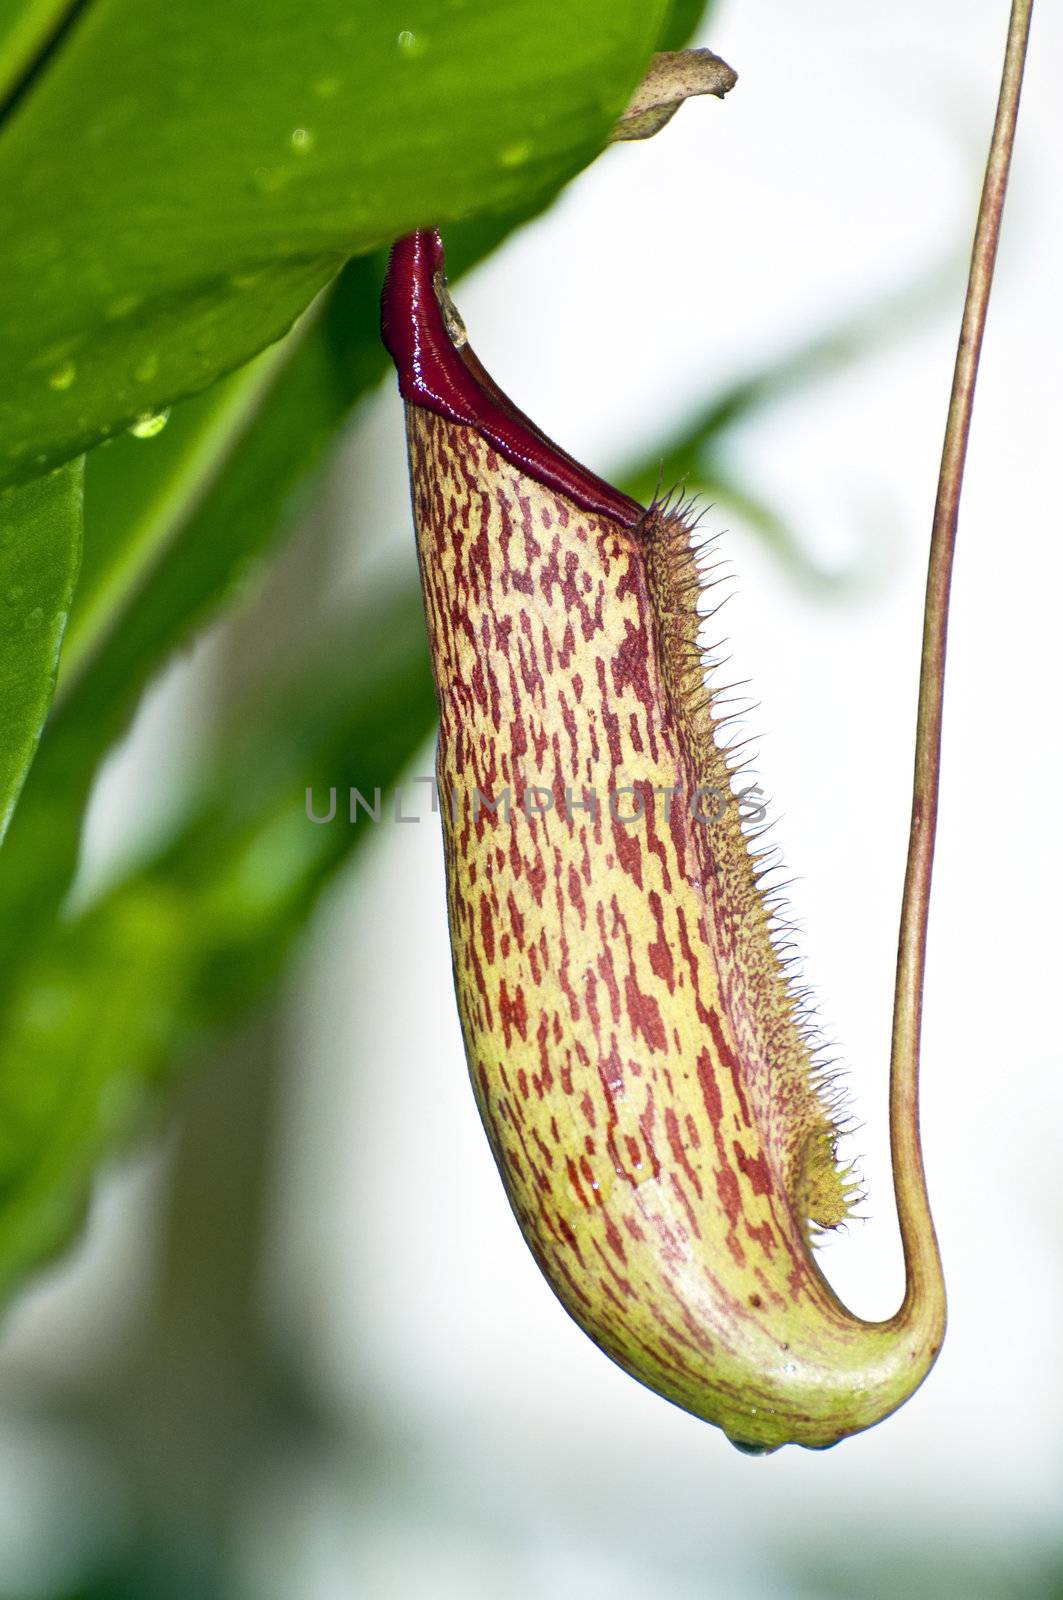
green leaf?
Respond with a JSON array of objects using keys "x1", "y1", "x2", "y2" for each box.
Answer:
[
  {"x1": 659, "y1": 0, "x2": 713, "y2": 51},
  {"x1": 61, "y1": 339, "x2": 298, "y2": 694},
  {"x1": 0, "y1": 459, "x2": 81, "y2": 843},
  {"x1": 0, "y1": 0, "x2": 72, "y2": 104},
  {"x1": 0, "y1": 0, "x2": 670, "y2": 487},
  {"x1": 0, "y1": 189, "x2": 576, "y2": 977},
  {"x1": 0, "y1": 252, "x2": 386, "y2": 968},
  {"x1": 0, "y1": 173, "x2": 574, "y2": 987},
  {"x1": 0, "y1": 584, "x2": 435, "y2": 1301}
]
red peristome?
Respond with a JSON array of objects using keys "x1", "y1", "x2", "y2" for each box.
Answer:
[{"x1": 380, "y1": 230, "x2": 644, "y2": 530}]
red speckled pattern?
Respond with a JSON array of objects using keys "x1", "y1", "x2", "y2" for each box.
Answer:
[{"x1": 404, "y1": 404, "x2": 868, "y2": 1436}]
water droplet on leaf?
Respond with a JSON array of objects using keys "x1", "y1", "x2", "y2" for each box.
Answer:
[
  {"x1": 133, "y1": 352, "x2": 159, "y2": 383},
  {"x1": 47, "y1": 361, "x2": 77, "y2": 391},
  {"x1": 249, "y1": 165, "x2": 290, "y2": 195},
  {"x1": 397, "y1": 29, "x2": 427, "y2": 57},
  {"x1": 499, "y1": 140, "x2": 533, "y2": 168},
  {"x1": 290, "y1": 126, "x2": 314, "y2": 153},
  {"x1": 105, "y1": 293, "x2": 142, "y2": 321},
  {"x1": 130, "y1": 408, "x2": 171, "y2": 439}
]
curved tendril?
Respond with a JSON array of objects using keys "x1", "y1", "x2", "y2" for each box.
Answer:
[{"x1": 889, "y1": 0, "x2": 1033, "y2": 1331}]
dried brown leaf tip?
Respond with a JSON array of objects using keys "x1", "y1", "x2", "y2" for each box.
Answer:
[{"x1": 609, "y1": 49, "x2": 738, "y2": 143}]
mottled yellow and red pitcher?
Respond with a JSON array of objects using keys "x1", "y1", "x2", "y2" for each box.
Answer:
[{"x1": 382, "y1": 230, "x2": 943, "y2": 1452}]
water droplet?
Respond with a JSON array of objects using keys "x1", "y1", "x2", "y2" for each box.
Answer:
[
  {"x1": 290, "y1": 126, "x2": 314, "y2": 154},
  {"x1": 105, "y1": 293, "x2": 142, "y2": 321},
  {"x1": 499, "y1": 139, "x2": 533, "y2": 168},
  {"x1": 24, "y1": 606, "x2": 44, "y2": 631},
  {"x1": 133, "y1": 351, "x2": 159, "y2": 383},
  {"x1": 5, "y1": 585, "x2": 24, "y2": 606},
  {"x1": 47, "y1": 361, "x2": 77, "y2": 391},
  {"x1": 396, "y1": 28, "x2": 427, "y2": 57},
  {"x1": 129, "y1": 408, "x2": 171, "y2": 440},
  {"x1": 248, "y1": 165, "x2": 290, "y2": 195},
  {"x1": 312, "y1": 74, "x2": 340, "y2": 99},
  {"x1": 726, "y1": 1437, "x2": 780, "y2": 1457}
]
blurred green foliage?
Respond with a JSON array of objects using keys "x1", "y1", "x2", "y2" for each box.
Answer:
[{"x1": 0, "y1": 583, "x2": 436, "y2": 1300}]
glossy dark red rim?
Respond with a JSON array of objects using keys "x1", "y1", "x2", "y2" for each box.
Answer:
[{"x1": 381, "y1": 229, "x2": 644, "y2": 530}]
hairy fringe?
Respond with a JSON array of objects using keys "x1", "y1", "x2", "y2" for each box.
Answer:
[{"x1": 639, "y1": 492, "x2": 857, "y2": 1237}]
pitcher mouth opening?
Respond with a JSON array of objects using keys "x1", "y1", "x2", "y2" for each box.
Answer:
[{"x1": 380, "y1": 228, "x2": 644, "y2": 529}]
